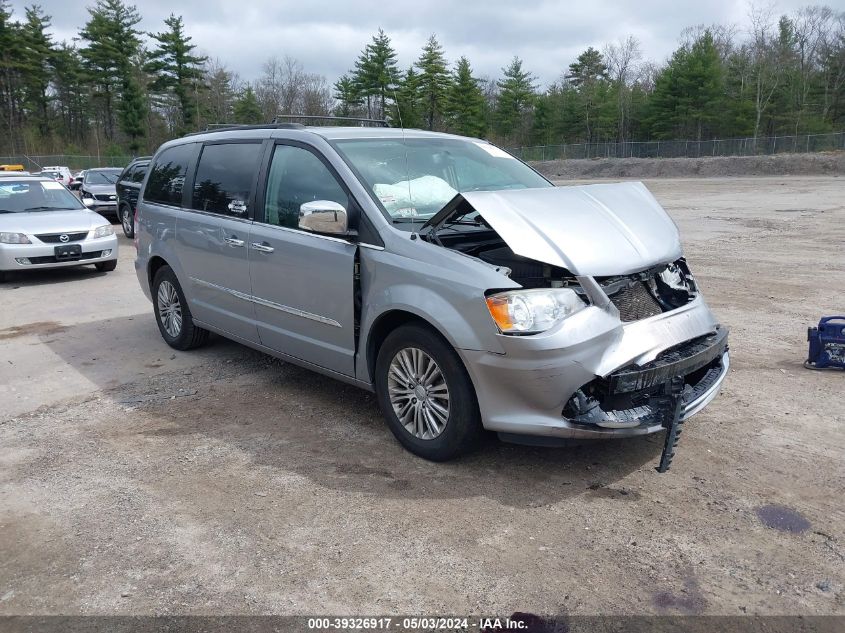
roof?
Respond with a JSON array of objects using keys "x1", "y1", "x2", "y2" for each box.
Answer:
[{"x1": 173, "y1": 125, "x2": 476, "y2": 145}]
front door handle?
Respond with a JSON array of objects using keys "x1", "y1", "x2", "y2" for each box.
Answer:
[
  {"x1": 251, "y1": 242, "x2": 274, "y2": 253},
  {"x1": 224, "y1": 237, "x2": 245, "y2": 247}
]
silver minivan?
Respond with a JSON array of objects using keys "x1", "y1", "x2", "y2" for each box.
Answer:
[{"x1": 135, "y1": 124, "x2": 728, "y2": 464}]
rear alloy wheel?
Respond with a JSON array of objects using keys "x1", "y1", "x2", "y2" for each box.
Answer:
[
  {"x1": 375, "y1": 324, "x2": 482, "y2": 461},
  {"x1": 152, "y1": 265, "x2": 209, "y2": 350},
  {"x1": 120, "y1": 205, "x2": 134, "y2": 238}
]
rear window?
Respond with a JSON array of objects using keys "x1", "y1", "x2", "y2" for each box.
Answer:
[
  {"x1": 191, "y1": 143, "x2": 263, "y2": 217},
  {"x1": 144, "y1": 145, "x2": 195, "y2": 206},
  {"x1": 131, "y1": 163, "x2": 148, "y2": 183}
]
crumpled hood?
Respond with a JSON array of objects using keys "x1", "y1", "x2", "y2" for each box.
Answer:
[{"x1": 457, "y1": 182, "x2": 682, "y2": 276}]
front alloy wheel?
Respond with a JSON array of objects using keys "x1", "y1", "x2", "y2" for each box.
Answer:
[
  {"x1": 375, "y1": 324, "x2": 482, "y2": 461},
  {"x1": 388, "y1": 347, "x2": 450, "y2": 440}
]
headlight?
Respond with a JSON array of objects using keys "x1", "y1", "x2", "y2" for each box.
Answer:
[
  {"x1": 0, "y1": 232, "x2": 31, "y2": 244},
  {"x1": 91, "y1": 224, "x2": 114, "y2": 238},
  {"x1": 485, "y1": 288, "x2": 586, "y2": 334},
  {"x1": 82, "y1": 197, "x2": 94, "y2": 206}
]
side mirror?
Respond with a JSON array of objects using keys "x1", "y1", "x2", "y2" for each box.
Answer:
[{"x1": 299, "y1": 200, "x2": 348, "y2": 235}]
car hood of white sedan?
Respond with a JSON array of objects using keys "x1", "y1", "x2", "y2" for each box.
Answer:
[{"x1": 0, "y1": 209, "x2": 109, "y2": 235}]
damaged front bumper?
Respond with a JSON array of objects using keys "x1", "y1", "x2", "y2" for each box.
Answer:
[{"x1": 460, "y1": 295, "x2": 729, "y2": 440}]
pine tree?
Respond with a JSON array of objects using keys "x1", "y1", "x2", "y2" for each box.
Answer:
[
  {"x1": 392, "y1": 67, "x2": 423, "y2": 129},
  {"x1": 120, "y1": 65, "x2": 145, "y2": 151},
  {"x1": 494, "y1": 57, "x2": 537, "y2": 140},
  {"x1": 568, "y1": 47, "x2": 612, "y2": 142},
  {"x1": 19, "y1": 6, "x2": 54, "y2": 137},
  {"x1": 233, "y1": 85, "x2": 263, "y2": 124},
  {"x1": 333, "y1": 74, "x2": 361, "y2": 117},
  {"x1": 415, "y1": 35, "x2": 451, "y2": 130},
  {"x1": 78, "y1": 0, "x2": 143, "y2": 142},
  {"x1": 145, "y1": 14, "x2": 207, "y2": 133},
  {"x1": 567, "y1": 47, "x2": 608, "y2": 86},
  {"x1": 647, "y1": 31, "x2": 724, "y2": 140},
  {"x1": 351, "y1": 28, "x2": 399, "y2": 119},
  {"x1": 51, "y1": 43, "x2": 90, "y2": 147},
  {"x1": 0, "y1": 1, "x2": 25, "y2": 149},
  {"x1": 447, "y1": 57, "x2": 486, "y2": 137}
]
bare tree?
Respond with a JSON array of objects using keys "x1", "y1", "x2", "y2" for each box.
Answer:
[
  {"x1": 603, "y1": 35, "x2": 643, "y2": 140},
  {"x1": 748, "y1": 2, "x2": 782, "y2": 139},
  {"x1": 790, "y1": 5, "x2": 835, "y2": 133},
  {"x1": 300, "y1": 73, "x2": 333, "y2": 116}
]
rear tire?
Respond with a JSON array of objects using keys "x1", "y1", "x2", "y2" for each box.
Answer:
[
  {"x1": 120, "y1": 204, "x2": 134, "y2": 238},
  {"x1": 375, "y1": 324, "x2": 482, "y2": 461},
  {"x1": 0, "y1": 270, "x2": 7, "y2": 283},
  {"x1": 95, "y1": 260, "x2": 117, "y2": 272},
  {"x1": 152, "y1": 265, "x2": 209, "y2": 350}
]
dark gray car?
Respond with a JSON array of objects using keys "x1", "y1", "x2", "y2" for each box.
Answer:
[{"x1": 134, "y1": 124, "x2": 728, "y2": 462}]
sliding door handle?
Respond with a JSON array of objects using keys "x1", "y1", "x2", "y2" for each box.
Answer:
[
  {"x1": 224, "y1": 237, "x2": 245, "y2": 247},
  {"x1": 251, "y1": 242, "x2": 274, "y2": 253}
]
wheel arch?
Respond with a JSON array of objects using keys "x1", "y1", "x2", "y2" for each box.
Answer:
[{"x1": 364, "y1": 308, "x2": 474, "y2": 387}]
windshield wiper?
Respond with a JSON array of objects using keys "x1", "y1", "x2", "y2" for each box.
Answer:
[
  {"x1": 24, "y1": 206, "x2": 65, "y2": 211},
  {"x1": 392, "y1": 217, "x2": 432, "y2": 223}
]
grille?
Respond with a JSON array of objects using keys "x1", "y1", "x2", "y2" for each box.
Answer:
[
  {"x1": 35, "y1": 231, "x2": 89, "y2": 243},
  {"x1": 610, "y1": 282, "x2": 662, "y2": 322},
  {"x1": 94, "y1": 194, "x2": 116, "y2": 202}
]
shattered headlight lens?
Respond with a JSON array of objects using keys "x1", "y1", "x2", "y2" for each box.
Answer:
[{"x1": 485, "y1": 288, "x2": 586, "y2": 334}]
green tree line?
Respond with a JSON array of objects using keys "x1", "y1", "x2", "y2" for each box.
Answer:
[{"x1": 1, "y1": 0, "x2": 843, "y2": 157}]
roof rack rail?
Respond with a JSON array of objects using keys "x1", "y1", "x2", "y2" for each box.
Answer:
[
  {"x1": 183, "y1": 122, "x2": 306, "y2": 137},
  {"x1": 272, "y1": 114, "x2": 389, "y2": 128}
]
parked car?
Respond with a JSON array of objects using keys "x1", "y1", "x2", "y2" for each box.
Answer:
[
  {"x1": 79, "y1": 167, "x2": 123, "y2": 218},
  {"x1": 135, "y1": 125, "x2": 729, "y2": 462},
  {"x1": 0, "y1": 175, "x2": 118, "y2": 282},
  {"x1": 69, "y1": 170, "x2": 85, "y2": 191},
  {"x1": 41, "y1": 165, "x2": 73, "y2": 187},
  {"x1": 116, "y1": 156, "x2": 151, "y2": 238}
]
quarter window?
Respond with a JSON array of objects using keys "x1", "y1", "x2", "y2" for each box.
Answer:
[
  {"x1": 144, "y1": 144, "x2": 195, "y2": 206},
  {"x1": 191, "y1": 143, "x2": 262, "y2": 217},
  {"x1": 263, "y1": 144, "x2": 349, "y2": 229}
]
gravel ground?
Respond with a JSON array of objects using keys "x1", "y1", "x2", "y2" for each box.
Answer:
[{"x1": 0, "y1": 176, "x2": 843, "y2": 616}]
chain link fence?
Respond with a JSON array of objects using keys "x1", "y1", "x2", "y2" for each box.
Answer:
[
  {"x1": 4, "y1": 132, "x2": 844, "y2": 170},
  {"x1": 0, "y1": 154, "x2": 135, "y2": 171},
  {"x1": 509, "y1": 132, "x2": 845, "y2": 162}
]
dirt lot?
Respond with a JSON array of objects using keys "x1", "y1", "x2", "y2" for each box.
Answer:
[
  {"x1": 0, "y1": 176, "x2": 843, "y2": 616},
  {"x1": 531, "y1": 152, "x2": 845, "y2": 180}
]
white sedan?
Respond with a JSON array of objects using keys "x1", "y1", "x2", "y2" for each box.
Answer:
[{"x1": 0, "y1": 176, "x2": 118, "y2": 282}]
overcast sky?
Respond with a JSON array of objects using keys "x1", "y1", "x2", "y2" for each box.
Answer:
[{"x1": 8, "y1": 0, "x2": 835, "y2": 86}]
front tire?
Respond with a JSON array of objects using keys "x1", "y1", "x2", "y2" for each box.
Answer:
[
  {"x1": 95, "y1": 260, "x2": 117, "y2": 272},
  {"x1": 375, "y1": 324, "x2": 482, "y2": 461},
  {"x1": 120, "y1": 204, "x2": 134, "y2": 238},
  {"x1": 152, "y1": 265, "x2": 209, "y2": 350}
]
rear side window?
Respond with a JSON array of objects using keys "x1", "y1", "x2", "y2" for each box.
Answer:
[
  {"x1": 144, "y1": 145, "x2": 194, "y2": 206},
  {"x1": 191, "y1": 143, "x2": 263, "y2": 217}
]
